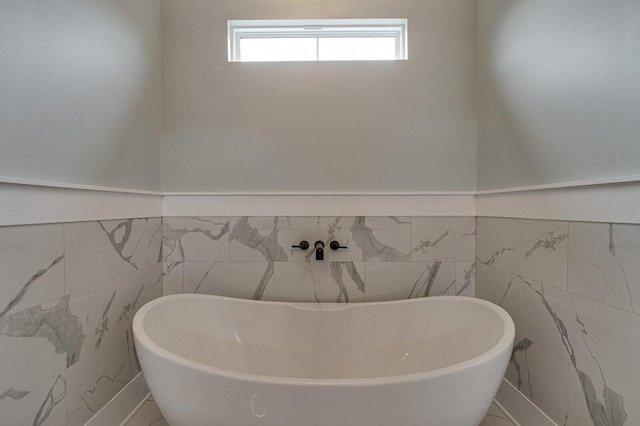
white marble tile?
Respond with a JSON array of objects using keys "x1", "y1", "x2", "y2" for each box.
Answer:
[
  {"x1": 519, "y1": 278, "x2": 640, "y2": 408},
  {"x1": 484, "y1": 218, "x2": 568, "y2": 290},
  {"x1": 114, "y1": 265, "x2": 163, "y2": 336},
  {"x1": 0, "y1": 297, "x2": 78, "y2": 411},
  {"x1": 475, "y1": 263, "x2": 519, "y2": 328},
  {"x1": 476, "y1": 217, "x2": 486, "y2": 263},
  {"x1": 68, "y1": 279, "x2": 117, "y2": 360},
  {"x1": 148, "y1": 217, "x2": 163, "y2": 265},
  {"x1": 349, "y1": 216, "x2": 412, "y2": 262},
  {"x1": 125, "y1": 395, "x2": 168, "y2": 426},
  {"x1": 65, "y1": 346, "x2": 136, "y2": 426},
  {"x1": 365, "y1": 262, "x2": 456, "y2": 302},
  {"x1": 569, "y1": 222, "x2": 640, "y2": 314},
  {"x1": 518, "y1": 278, "x2": 581, "y2": 365},
  {"x1": 162, "y1": 262, "x2": 183, "y2": 296},
  {"x1": 567, "y1": 367, "x2": 640, "y2": 426},
  {"x1": 479, "y1": 403, "x2": 515, "y2": 426},
  {"x1": 183, "y1": 261, "x2": 274, "y2": 301},
  {"x1": 274, "y1": 262, "x2": 365, "y2": 303},
  {"x1": 278, "y1": 216, "x2": 323, "y2": 261},
  {"x1": 456, "y1": 261, "x2": 475, "y2": 296},
  {"x1": 65, "y1": 219, "x2": 149, "y2": 294},
  {"x1": 569, "y1": 294, "x2": 640, "y2": 408},
  {"x1": 0, "y1": 224, "x2": 64, "y2": 318},
  {"x1": 0, "y1": 374, "x2": 67, "y2": 426},
  {"x1": 162, "y1": 217, "x2": 229, "y2": 262},
  {"x1": 505, "y1": 340, "x2": 569, "y2": 425},
  {"x1": 310, "y1": 216, "x2": 355, "y2": 262},
  {"x1": 411, "y1": 216, "x2": 475, "y2": 262},
  {"x1": 229, "y1": 217, "x2": 290, "y2": 261}
]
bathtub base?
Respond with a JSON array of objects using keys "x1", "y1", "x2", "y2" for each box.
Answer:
[{"x1": 140, "y1": 348, "x2": 508, "y2": 426}]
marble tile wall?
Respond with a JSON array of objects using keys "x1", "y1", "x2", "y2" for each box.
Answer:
[
  {"x1": 0, "y1": 215, "x2": 474, "y2": 425},
  {"x1": 162, "y1": 216, "x2": 476, "y2": 303},
  {"x1": 476, "y1": 217, "x2": 640, "y2": 426},
  {"x1": 0, "y1": 217, "x2": 163, "y2": 426}
]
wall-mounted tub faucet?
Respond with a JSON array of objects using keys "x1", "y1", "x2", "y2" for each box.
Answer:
[
  {"x1": 314, "y1": 241, "x2": 325, "y2": 261},
  {"x1": 292, "y1": 240, "x2": 347, "y2": 260},
  {"x1": 330, "y1": 241, "x2": 348, "y2": 251},
  {"x1": 291, "y1": 241, "x2": 309, "y2": 251}
]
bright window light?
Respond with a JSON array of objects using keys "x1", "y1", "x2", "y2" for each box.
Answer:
[{"x1": 228, "y1": 19, "x2": 408, "y2": 62}]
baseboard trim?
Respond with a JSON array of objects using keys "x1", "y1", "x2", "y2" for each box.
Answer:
[
  {"x1": 495, "y1": 379, "x2": 557, "y2": 426},
  {"x1": 85, "y1": 372, "x2": 150, "y2": 426}
]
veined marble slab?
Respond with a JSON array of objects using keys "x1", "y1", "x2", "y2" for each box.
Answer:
[
  {"x1": 476, "y1": 217, "x2": 486, "y2": 263},
  {"x1": 0, "y1": 224, "x2": 64, "y2": 318},
  {"x1": 475, "y1": 263, "x2": 519, "y2": 329},
  {"x1": 65, "y1": 345, "x2": 136, "y2": 426},
  {"x1": 0, "y1": 297, "x2": 79, "y2": 411},
  {"x1": 411, "y1": 216, "x2": 475, "y2": 262},
  {"x1": 183, "y1": 261, "x2": 275, "y2": 301},
  {"x1": 350, "y1": 216, "x2": 412, "y2": 262},
  {"x1": 148, "y1": 218, "x2": 163, "y2": 265},
  {"x1": 162, "y1": 261, "x2": 184, "y2": 296},
  {"x1": 456, "y1": 261, "x2": 476, "y2": 297},
  {"x1": 274, "y1": 262, "x2": 365, "y2": 303},
  {"x1": 484, "y1": 218, "x2": 568, "y2": 290},
  {"x1": 569, "y1": 222, "x2": 640, "y2": 314},
  {"x1": 162, "y1": 217, "x2": 229, "y2": 262},
  {"x1": 65, "y1": 219, "x2": 150, "y2": 294},
  {"x1": 364, "y1": 261, "x2": 456, "y2": 302},
  {"x1": 518, "y1": 277, "x2": 640, "y2": 422},
  {"x1": 567, "y1": 367, "x2": 640, "y2": 426},
  {"x1": 0, "y1": 374, "x2": 66, "y2": 426},
  {"x1": 506, "y1": 339, "x2": 569, "y2": 424},
  {"x1": 115, "y1": 264, "x2": 163, "y2": 336},
  {"x1": 68, "y1": 279, "x2": 117, "y2": 359}
]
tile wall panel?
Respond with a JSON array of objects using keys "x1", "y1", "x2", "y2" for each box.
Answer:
[
  {"x1": 411, "y1": 216, "x2": 475, "y2": 261},
  {"x1": 477, "y1": 217, "x2": 640, "y2": 426},
  {"x1": 65, "y1": 219, "x2": 150, "y2": 294},
  {"x1": 0, "y1": 218, "x2": 163, "y2": 425},
  {"x1": 162, "y1": 217, "x2": 229, "y2": 262},
  {"x1": 167, "y1": 216, "x2": 475, "y2": 303},
  {"x1": 483, "y1": 218, "x2": 568, "y2": 290},
  {"x1": 0, "y1": 224, "x2": 64, "y2": 317},
  {"x1": 0, "y1": 215, "x2": 475, "y2": 424},
  {"x1": 183, "y1": 261, "x2": 274, "y2": 301},
  {"x1": 274, "y1": 261, "x2": 365, "y2": 303}
]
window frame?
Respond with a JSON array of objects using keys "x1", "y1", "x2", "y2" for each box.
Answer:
[{"x1": 227, "y1": 18, "x2": 408, "y2": 62}]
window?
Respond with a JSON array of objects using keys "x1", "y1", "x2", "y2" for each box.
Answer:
[{"x1": 228, "y1": 19, "x2": 408, "y2": 62}]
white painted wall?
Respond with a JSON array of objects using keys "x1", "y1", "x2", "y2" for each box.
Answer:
[
  {"x1": 0, "y1": 0, "x2": 162, "y2": 191},
  {"x1": 161, "y1": 0, "x2": 477, "y2": 192},
  {"x1": 477, "y1": 0, "x2": 640, "y2": 190}
]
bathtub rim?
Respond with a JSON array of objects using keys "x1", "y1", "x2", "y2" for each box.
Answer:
[{"x1": 133, "y1": 293, "x2": 515, "y2": 387}]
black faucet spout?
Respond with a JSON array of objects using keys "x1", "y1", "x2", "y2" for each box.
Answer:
[{"x1": 314, "y1": 241, "x2": 325, "y2": 261}]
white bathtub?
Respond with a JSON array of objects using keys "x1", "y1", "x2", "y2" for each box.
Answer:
[{"x1": 133, "y1": 294, "x2": 514, "y2": 426}]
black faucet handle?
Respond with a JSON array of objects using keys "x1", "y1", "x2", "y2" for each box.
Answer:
[
  {"x1": 329, "y1": 241, "x2": 348, "y2": 251},
  {"x1": 292, "y1": 241, "x2": 309, "y2": 251}
]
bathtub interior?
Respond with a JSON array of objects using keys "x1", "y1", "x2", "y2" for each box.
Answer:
[{"x1": 141, "y1": 296, "x2": 507, "y2": 380}]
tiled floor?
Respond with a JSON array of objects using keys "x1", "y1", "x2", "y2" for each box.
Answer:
[{"x1": 125, "y1": 397, "x2": 515, "y2": 426}]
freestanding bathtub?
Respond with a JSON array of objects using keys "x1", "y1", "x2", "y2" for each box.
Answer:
[{"x1": 133, "y1": 294, "x2": 514, "y2": 426}]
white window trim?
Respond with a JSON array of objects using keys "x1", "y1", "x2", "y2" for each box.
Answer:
[{"x1": 228, "y1": 18, "x2": 408, "y2": 62}]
